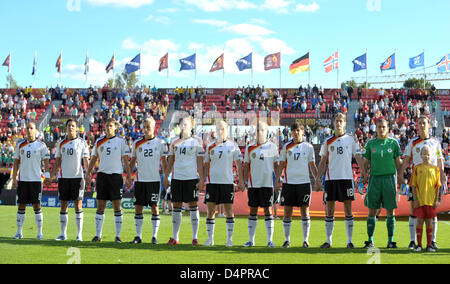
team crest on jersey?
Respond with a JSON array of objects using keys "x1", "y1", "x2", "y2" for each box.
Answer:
[
  {"x1": 100, "y1": 146, "x2": 104, "y2": 152},
  {"x1": 330, "y1": 146, "x2": 335, "y2": 152},
  {"x1": 387, "y1": 148, "x2": 392, "y2": 153},
  {"x1": 372, "y1": 148, "x2": 377, "y2": 153},
  {"x1": 139, "y1": 148, "x2": 143, "y2": 152},
  {"x1": 416, "y1": 147, "x2": 420, "y2": 153},
  {"x1": 252, "y1": 153, "x2": 256, "y2": 159},
  {"x1": 211, "y1": 150, "x2": 215, "y2": 155},
  {"x1": 288, "y1": 150, "x2": 293, "y2": 156},
  {"x1": 21, "y1": 150, "x2": 24, "y2": 155},
  {"x1": 62, "y1": 147, "x2": 65, "y2": 153},
  {"x1": 174, "y1": 146, "x2": 178, "y2": 152}
]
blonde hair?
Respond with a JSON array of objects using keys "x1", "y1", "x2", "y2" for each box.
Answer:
[{"x1": 143, "y1": 117, "x2": 156, "y2": 128}]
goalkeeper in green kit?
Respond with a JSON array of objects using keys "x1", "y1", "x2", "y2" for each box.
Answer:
[{"x1": 361, "y1": 119, "x2": 403, "y2": 249}]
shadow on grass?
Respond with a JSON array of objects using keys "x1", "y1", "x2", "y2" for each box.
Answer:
[{"x1": 1, "y1": 237, "x2": 449, "y2": 256}]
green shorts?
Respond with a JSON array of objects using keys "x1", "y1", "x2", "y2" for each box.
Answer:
[{"x1": 364, "y1": 175, "x2": 398, "y2": 210}]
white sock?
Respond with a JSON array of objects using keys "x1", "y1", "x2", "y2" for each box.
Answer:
[
  {"x1": 35, "y1": 209, "x2": 43, "y2": 236},
  {"x1": 345, "y1": 215, "x2": 354, "y2": 244},
  {"x1": 135, "y1": 214, "x2": 144, "y2": 239},
  {"x1": 16, "y1": 209, "x2": 26, "y2": 235},
  {"x1": 206, "y1": 218, "x2": 215, "y2": 241},
  {"x1": 151, "y1": 215, "x2": 160, "y2": 239},
  {"x1": 283, "y1": 218, "x2": 292, "y2": 242},
  {"x1": 190, "y1": 206, "x2": 199, "y2": 240},
  {"x1": 75, "y1": 211, "x2": 83, "y2": 239},
  {"x1": 409, "y1": 215, "x2": 417, "y2": 242},
  {"x1": 226, "y1": 217, "x2": 235, "y2": 242},
  {"x1": 172, "y1": 208, "x2": 182, "y2": 241},
  {"x1": 325, "y1": 216, "x2": 334, "y2": 245},
  {"x1": 302, "y1": 217, "x2": 311, "y2": 243},
  {"x1": 432, "y1": 216, "x2": 438, "y2": 243},
  {"x1": 60, "y1": 211, "x2": 68, "y2": 237},
  {"x1": 248, "y1": 215, "x2": 258, "y2": 243},
  {"x1": 265, "y1": 215, "x2": 274, "y2": 243},
  {"x1": 114, "y1": 211, "x2": 123, "y2": 238},
  {"x1": 95, "y1": 212, "x2": 104, "y2": 238}
]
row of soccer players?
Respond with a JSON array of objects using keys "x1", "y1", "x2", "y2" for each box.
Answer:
[{"x1": 11, "y1": 113, "x2": 444, "y2": 250}]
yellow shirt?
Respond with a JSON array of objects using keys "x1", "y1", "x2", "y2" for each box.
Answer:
[{"x1": 411, "y1": 164, "x2": 441, "y2": 206}]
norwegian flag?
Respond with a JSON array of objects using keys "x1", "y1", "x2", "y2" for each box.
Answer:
[
  {"x1": 106, "y1": 54, "x2": 114, "y2": 73},
  {"x1": 437, "y1": 54, "x2": 450, "y2": 73},
  {"x1": 324, "y1": 51, "x2": 338, "y2": 73}
]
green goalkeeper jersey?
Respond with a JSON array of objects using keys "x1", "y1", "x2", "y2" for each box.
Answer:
[{"x1": 362, "y1": 137, "x2": 402, "y2": 176}]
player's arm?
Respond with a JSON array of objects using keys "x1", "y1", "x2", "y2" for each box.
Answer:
[
  {"x1": 243, "y1": 162, "x2": 250, "y2": 189},
  {"x1": 309, "y1": 161, "x2": 318, "y2": 183},
  {"x1": 354, "y1": 153, "x2": 367, "y2": 178},
  {"x1": 12, "y1": 158, "x2": 20, "y2": 188},
  {"x1": 50, "y1": 157, "x2": 62, "y2": 181},
  {"x1": 196, "y1": 156, "x2": 204, "y2": 191},
  {"x1": 43, "y1": 158, "x2": 51, "y2": 186},
  {"x1": 235, "y1": 160, "x2": 245, "y2": 192},
  {"x1": 275, "y1": 160, "x2": 285, "y2": 186},
  {"x1": 85, "y1": 155, "x2": 98, "y2": 181},
  {"x1": 163, "y1": 154, "x2": 174, "y2": 189},
  {"x1": 315, "y1": 154, "x2": 328, "y2": 190},
  {"x1": 395, "y1": 156, "x2": 403, "y2": 186},
  {"x1": 399, "y1": 155, "x2": 410, "y2": 181}
]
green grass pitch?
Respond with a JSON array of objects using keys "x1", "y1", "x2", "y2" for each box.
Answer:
[{"x1": 0, "y1": 206, "x2": 449, "y2": 264}]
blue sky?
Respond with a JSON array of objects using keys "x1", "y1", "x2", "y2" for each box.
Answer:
[{"x1": 1, "y1": 0, "x2": 449, "y2": 89}]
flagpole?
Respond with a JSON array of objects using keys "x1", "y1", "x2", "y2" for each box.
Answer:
[
  {"x1": 223, "y1": 47, "x2": 225, "y2": 90},
  {"x1": 365, "y1": 48, "x2": 368, "y2": 90},
  {"x1": 113, "y1": 50, "x2": 116, "y2": 89},
  {"x1": 140, "y1": 49, "x2": 143, "y2": 89},
  {"x1": 167, "y1": 51, "x2": 170, "y2": 89},
  {"x1": 195, "y1": 50, "x2": 198, "y2": 88},
  {"x1": 308, "y1": 49, "x2": 311, "y2": 89},
  {"x1": 423, "y1": 49, "x2": 426, "y2": 89},
  {"x1": 85, "y1": 50, "x2": 88, "y2": 88},
  {"x1": 59, "y1": 50, "x2": 62, "y2": 87},
  {"x1": 251, "y1": 49, "x2": 254, "y2": 86},
  {"x1": 337, "y1": 49, "x2": 339, "y2": 89},
  {"x1": 394, "y1": 49, "x2": 397, "y2": 88},
  {"x1": 8, "y1": 51, "x2": 11, "y2": 89},
  {"x1": 279, "y1": 50, "x2": 282, "y2": 93},
  {"x1": 33, "y1": 50, "x2": 37, "y2": 88}
]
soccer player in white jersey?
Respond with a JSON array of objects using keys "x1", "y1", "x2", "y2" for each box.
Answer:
[
  {"x1": 315, "y1": 113, "x2": 365, "y2": 249},
  {"x1": 85, "y1": 118, "x2": 132, "y2": 243},
  {"x1": 163, "y1": 116, "x2": 205, "y2": 246},
  {"x1": 12, "y1": 122, "x2": 51, "y2": 240},
  {"x1": 400, "y1": 115, "x2": 445, "y2": 250},
  {"x1": 127, "y1": 117, "x2": 168, "y2": 244},
  {"x1": 203, "y1": 120, "x2": 245, "y2": 247},
  {"x1": 50, "y1": 119, "x2": 90, "y2": 241},
  {"x1": 243, "y1": 120, "x2": 279, "y2": 248},
  {"x1": 276, "y1": 122, "x2": 318, "y2": 248}
]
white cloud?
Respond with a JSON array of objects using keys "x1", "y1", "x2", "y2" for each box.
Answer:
[
  {"x1": 221, "y1": 23, "x2": 275, "y2": 37},
  {"x1": 85, "y1": 0, "x2": 154, "y2": 8},
  {"x1": 261, "y1": 0, "x2": 294, "y2": 14},
  {"x1": 156, "y1": 7, "x2": 180, "y2": 13},
  {"x1": 183, "y1": 0, "x2": 257, "y2": 12},
  {"x1": 144, "y1": 15, "x2": 171, "y2": 24},
  {"x1": 192, "y1": 19, "x2": 229, "y2": 27},
  {"x1": 295, "y1": 1, "x2": 320, "y2": 12}
]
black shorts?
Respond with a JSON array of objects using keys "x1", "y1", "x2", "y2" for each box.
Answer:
[
  {"x1": 281, "y1": 183, "x2": 311, "y2": 207},
  {"x1": 205, "y1": 184, "x2": 235, "y2": 204},
  {"x1": 248, "y1": 187, "x2": 274, "y2": 208},
  {"x1": 96, "y1": 172, "x2": 123, "y2": 201},
  {"x1": 171, "y1": 179, "x2": 199, "y2": 203},
  {"x1": 17, "y1": 181, "x2": 42, "y2": 204},
  {"x1": 58, "y1": 178, "x2": 85, "y2": 201},
  {"x1": 324, "y1": 180, "x2": 355, "y2": 202},
  {"x1": 134, "y1": 181, "x2": 160, "y2": 206}
]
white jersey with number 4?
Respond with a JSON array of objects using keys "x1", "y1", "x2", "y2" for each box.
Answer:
[
  {"x1": 14, "y1": 139, "x2": 50, "y2": 182},
  {"x1": 279, "y1": 140, "x2": 315, "y2": 184},
  {"x1": 320, "y1": 134, "x2": 361, "y2": 181},
  {"x1": 92, "y1": 136, "x2": 131, "y2": 175},
  {"x1": 404, "y1": 136, "x2": 443, "y2": 167},
  {"x1": 55, "y1": 137, "x2": 90, "y2": 179},
  {"x1": 244, "y1": 141, "x2": 279, "y2": 188},
  {"x1": 168, "y1": 136, "x2": 205, "y2": 180},
  {"x1": 132, "y1": 137, "x2": 167, "y2": 182},
  {"x1": 204, "y1": 140, "x2": 243, "y2": 184}
]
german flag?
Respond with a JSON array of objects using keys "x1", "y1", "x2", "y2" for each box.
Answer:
[{"x1": 289, "y1": 52, "x2": 309, "y2": 74}]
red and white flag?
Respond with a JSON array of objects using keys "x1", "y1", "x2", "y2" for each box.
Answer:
[{"x1": 324, "y1": 51, "x2": 338, "y2": 73}]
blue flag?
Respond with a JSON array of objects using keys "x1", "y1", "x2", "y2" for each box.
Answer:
[
  {"x1": 380, "y1": 53, "x2": 395, "y2": 72},
  {"x1": 125, "y1": 53, "x2": 141, "y2": 75},
  {"x1": 180, "y1": 54, "x2": 196, "y2": 71},
  {"x1": 409, "y1": 52, "x2": 424, "y2": 69},
  {"x1": 352, "y1": 53, "x2": 367, "y2": 72},
  {"x1": 236, "y1": 53, "x2": 252, "y2": 71},
  {"x1": 32, "y1": 54, "x2": 37, "y2": 76}
]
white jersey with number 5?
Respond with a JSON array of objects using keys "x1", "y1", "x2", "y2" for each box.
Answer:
[
  {"x1": 168, "y1": 136, "x2": 205, "y2": 180},
  {"x1": 14, "y1": 139, "x2": 50, "y2": 182},
  {"x1": 319, "y1": 134, "x2": 361, "y2": 181},
  {"x1": 204, "y1": 140, "x2": 243, "y2": 184},
  {"x1": 91, "y1": 136, "x2": 131, "y2": 174},
  {"x1": 55, "y1": 137, "x2": 90, "y2": 179},
  {"x1": 244, "y1": 141, "x2": 279, "y2": 188},
  {"x1": 132, "y1": 137, "x2": 167, "y2": 182}
]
